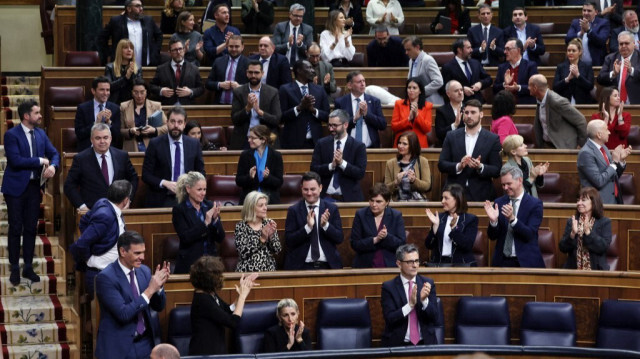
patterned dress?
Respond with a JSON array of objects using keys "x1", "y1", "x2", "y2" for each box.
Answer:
[{"x1": 234, "y1": 219, "x2": 281, "y2": 272}]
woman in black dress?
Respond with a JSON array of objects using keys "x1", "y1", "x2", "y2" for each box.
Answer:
[{"x1": 263, "y1": 298, "x2": 311, "y2": 353}]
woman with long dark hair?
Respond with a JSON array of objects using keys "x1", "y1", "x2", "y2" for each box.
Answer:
[
  {"x1": 384, "y1": 131, "x2": 431, "y2": 201},
  {"x1": 391, "y1": 77, "x2": 433, "y2": 148}
]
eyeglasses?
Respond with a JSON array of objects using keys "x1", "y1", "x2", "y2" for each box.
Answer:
[
  {"x1": 327, "y1": 123, "x2": 343, "y2": 128},
  {"x1": 399, "y1": 259, "x2": 420, "y2": 265},
  {"x1": 291, "y1": 14, "x2": 303, "y2": 18},
  {"x1": 170, "y1": 47, "x2": 184, "y2": 53}
]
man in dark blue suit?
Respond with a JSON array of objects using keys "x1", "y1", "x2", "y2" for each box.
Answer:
[
  {"x1": 493, "y1": 38, "x2": 538, "y2": 104},
  {"x1": 70, "y1": 180, "x2": 132, "y2": 300},
  {"x1": 95, "y1": 231, "x2": 169, "y2": 359},
  {"x1": 502, "y1": 7, "x2": 546, "y2": 65},
  {"x1": 485, "y1": 165, "x2": 545, "y2": 268},
  {"x1": 64, "y1": 123, "x2": 138, "y2": 210},
  {"x1": 250, "y1": 36, "x2": 292, "y2": 90},
  {"x1": 280, "y1": 60, "x2": 330, "y2": 149},
  {"x1": 333, "y1": 71, "x2": 386, "y2": 148},
  {"x1": 284, "y1": 171, "x2": 344, "y2": 270},
  {"x1": 366, "y1": 26, "x2": 409, "y2": 67},
  {"x1": 565, "y1": 1, "x2": 610, "y2": 67},
  {"x1": 440, "y1": 38, "x2": 493, "y2": 104},
  {"x1": 381, "y1": 244, "x2": 438, "y2": 347},
  {"x1": 205, "y1": 35, "x2": 249, "y2": 105},
  {"x1": 75, "y1": 76, "x2": 122, "y2": 152},
  {"x1": 468, "y1": 4, "x2": 505, "y2": 67},
  {"x1": 142, "y1": 106, "x2": 205, "y2": 207},
  {"x1": 2, "y1": 100, "x2": 60, "y2": 285},
  {"x1": 311, "y1": 109, "x2": 367, "y2": 202}
]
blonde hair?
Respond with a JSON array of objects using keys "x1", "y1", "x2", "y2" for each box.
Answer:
[
  {"x1": 163, "y1": 0, "x2": 183, "y2": 17},
  {"x1": 276, "y1": 298, "x2": 300, "y2": 324},
  {"x1": 325, "y1": 10, "x2": 344, "y2": 35},
  {"x1": 241, "y1": 191, "x2": 269, "y2": 223},
  {"x1": 176, "y1": 171, "x2": 206, "y2": 203},
  {"x1": 502, "y1": 134, "x2": 524, "y2": 158},
  {"x1": 113, "y1": 39, "x2": 138, "y2": 77}
]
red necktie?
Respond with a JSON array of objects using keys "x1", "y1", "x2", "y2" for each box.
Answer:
[
  {"x1": 175, "y1": 63, "x2": 181, "y2": 86},
  {"x1": 408, "y1": 280, "x2": 420, "y2": 345},
  {"x1": 620, "y1": 60, "x2": 628, "y2": 103},
  {"x1": 599, "y1": 146, "x2": 619, "y2": 197}
]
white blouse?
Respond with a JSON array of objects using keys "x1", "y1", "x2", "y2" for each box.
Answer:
[
  {"x1": 365, "y1": 0, "x2": 405, "y2": 35},
  {"x1": 319, "y1": 30, "x2": 356, "y2": 62}
]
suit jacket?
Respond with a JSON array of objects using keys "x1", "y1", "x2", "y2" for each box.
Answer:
[
  {"x1": 189, "y1": 291, "x2": 238, "y2": 355},
  {"x1": 434, "y1": 103, "x2": 464, "y2": 146},
  {"x1": 609, "y1": 25, "x2": 640, "y2": 54},
  {"x1": 409, "y1": 51, "x2": 444, "y2": 105},
  {"x1": 284, "y1": 199, "x2": 343, "y2": 269},
  {"x1": 366, "y1": 36, "x2": 409, "y2": 67},
  {"x1": 249, "y1": 52, "x2": 293, "y2": 89},
  {"x1": 119, "y1": 99, "x2": 168, "y2": 152},
  {"x1": 488, "y1": 193, "x2": 545, "y2": 268},
  {"x1": 493, "y1": 59, "x2": 538, "y2": 104},
  {"x1": 334, "y1": 93, "x2": 387, "y2": 148},
  {"x1": 235, "y1": 147, "x2": 284, "y2": 204},
  {"x1": 425, "y1": 212, "x2": 478, "y2": 265},
  {"x1": 313, "y1": 60, "x2": 337, "y2": 96},
  {"x1": 559, "y1": 216, "x2": 611, "y2": 270},
  {"x1": 98, "y1": 14, "x2": 163, "y2": 66},
  {"x1": 440, "y1": 57, "x2": 492, "y2": 103},
  {"x1": 149, "y1": 60, "x2": 204, "y2": 105},
  {"x1": 279, "y1": 81, "x2": 330, "y2": 149},
  {"x1": 1, "y1": 125, "x2": 60, "y2": 196},
  {"x1": 552, "y1": 60, "x2": 595, "y2": 104},
  {"x1": 381, "y1": 275, "x2": 438, "y2": 347},
  {"x1": 310, "y1": 135, "x2": 367, "y2": 202},
  {"x1": 438, "y1": 128, "x2": 502, "y2": 201},
  {"x1": 596, "y1": 0, "x2": 623, "y2": 29},
  {"x1": 502, "y1": 23, "x2": 546, "y2": 65},
  {"x1": 75, "y1": 100, "x2": 122, "y2": 152},
  {"x1": 350, "y1": 207, "x2": 406, "y2": 268},
  {"x1": 468, "y1": 24, "x2": 505, "y2": 66},
  {"x1": 577, "y1": 139, "x2": 625, "y2": 204},
  {"x1": 230, "y1": 83, "x2": 281, "y2": 150},
  {"x1": 384, "y1": 156, "x2": 432, "y2": 201},
  {"x1": 69, "y1": 198, "x2": 119, "y2": 271},
  {"x1": 273, "y1": 21, "x2": 314, "y2": 60},
  {"x1": 565, "y1": 16, "x2": 609, "y2": 66},
  {"x1": 241, "y1": 0, "x2": 274, "y2": 34},
  {"x1": 205, "y1": 54, "x2": 250, "y2": 104},
  {"x1": 95, "y1": 260, "x2": 166, "y2": 359},
  {"x1": 142, "y1": 134, "x2": 205, "y2": 207},
  {"x1": 534, "y1": 90, "x2": 588, "y2": 149},
  {"x1": 64, "y1": 147, "x2": 138, "y2": 209},
  {"x1": 263, "y1": 324, "x2": 311, "y2": 352},
  {"x1": 597, "y1": 50, "x2": 640, "y2": 104},
  {"x1": 104, "y1": 63, "x2": 142, "y2": 104},
  {"x1": 172, "y1": 199, "x2": 225, "y2": 274}
]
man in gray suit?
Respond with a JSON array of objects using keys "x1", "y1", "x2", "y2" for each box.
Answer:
[
  {"x1": 578, "y1": 119, "x2": 632, "y2": 204},
  {"x1": 307, "y1": 43, "x2": 337, "y2": 99},
  {"x1": 402, "y1": 36, "x2": 444, "y2": 105},
  {"x1": 230, "y1": 60, "x2": 282, "y2": 150},
  {"x1": 597, "y1": 31, "x2": 640, "y2": 104},
  {"x1": 273, "y1": 3, "x2": 314, "y2": 65},
  {"x1": 529, "y1": 74, "x2": 587, "y2": 149}
]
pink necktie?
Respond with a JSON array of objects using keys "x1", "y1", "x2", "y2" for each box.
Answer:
[{"x1": 408, "y1": 280, "x2": 420, "y2": 345}]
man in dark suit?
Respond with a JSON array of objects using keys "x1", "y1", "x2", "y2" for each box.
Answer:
[
  {"x1": 333, "y1": 71, "x2": 386, "y2": 148},
  {"x1": 307, "y1": 43, "x2": 337, "y2": 99},
  {"x1": 69, "y1": 180, "x2": 132, "y2": 300},
  {"x1": 75, "y1": 76, "x2": 122, "y2": 152},
  {"x1": 142, "y1": 106, "x2": 205, "y2": 207},
  {"x1": 98, "y1": 0, "x2": 163, "y2": 66},
  {"x1": 230, "y1": 60, "x2": 281, "y2": 150},
  {"x1": 250, "y1": 36, "x2": 293, "y2": 90},
  {"x1": 381, "y1": 244, "x2": 438, "y2": 347},
  {"x1": 609, "y1": 10, "x2": 640, "y2": 54},
  {"x1": 311, "y1": 109, "x2": 367, "y2": 202},
  {"x1": 241, "y1": 0, "x2": 274, "y2": 34},
  {"x1": 565, "y1": 1, "x2": 610, "y2": 67},
  {"x1": 434, "y1": 80, "x2": 465, "y2": 146},
  {"x1": 493, "y1": 38, "x2": 538, "y2": 104},
  {"x1": 468, "y1": 4, "x2": 505, "y2": 67},
  {"x1": 598, "y1": 31, "x2": 640, "y2": 104},
  {"x1": 366, "y1": 26, "x2": 409, "y2": 67},
  {"x1": 205, "y1": 35, "x2": 249, "y2": 105},
  {"x1": 95, "y1": 231, "x2": 169, "y2": 359},
  {"x1": 64, "y1": 123, "x2": 138, "y2": 210},
  {"x1": 273, "y1": 3, "x2": 314, "y2": 64},
  {"x1": 284, "y1": 171, "x2": 344, "y2": 270},
  {"x1": 280, "y1": 60, "x2": 330, "y2": 149},
  {"x1": 440, "y1": 38, "x2": 493, "y2": 104},
  {"x1": 595, "y1": 0, "x2": 623, "y2": 30},
  {"x1": 502, "y1": 7, "x2": 546, "y2": 65},
  {"x1": 2, "y1": 100, "x2": 59, "y2": 285},
  {"x1": 438, "y1": 99, "x2": 502, "y2": 202},
  {"x1": 485, "y1": 165, "x2": 545, "y2": 268},
  {"x1": 150, "y1": 39, "x2": 204, "y2": 106}
]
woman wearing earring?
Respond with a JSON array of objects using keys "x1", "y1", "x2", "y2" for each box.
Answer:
[
  {"x1": 263, "y1": 298, "x2": 311, "y2": 353},
  {"x1": 591, "y1": 87, "x2": 631, "y2": 149}
]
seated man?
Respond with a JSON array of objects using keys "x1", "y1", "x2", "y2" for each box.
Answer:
[
  {"x1": 440, "y1": 38, "x2": 492, "y2": 104},
  {"x1": 381, "y1": 244, "x2": 438, "y2": 347},
  {"x1": 150, "y1": 39, "x2": 204, "y2": 106},
  {"x1": 468, "y1": 4, "x2": 505, "y2": 67},
  {"x1": 75, "y1": 76, "x2": 122, "y2": 152},
  {"x1": 307, "y1": 43, "x2": 337, "y2": 99},
  {"x1": 565, "y1": 0, "x2": 609, "y2": 66},
  {"x1": 205, "y1": 34, "x2": 249, "y2": 105},
  {"x1": 502, "y1": 7, "x2": 546, "y2": 65},
  {"x1": 435, "y1": 80, "x2": 465, "y2": 146},
  {"x1": 250, "y1": 36, "x2": 293, "y2": 90},
  {"x1": 273, "y1": 3, "x2": 313, "y2": 64},
  {"x1": 202, "y1": 3, "x2": 241, "y2": 61},
  {"x1": 151, "y1": 344, "x2": 180, "y2": 359},
  {"x1": 367, "y1": 26, "x2": 409, "y2": 67},
  {"x1": 493, "y1": 38, "x2": 538, "y2": 104}
]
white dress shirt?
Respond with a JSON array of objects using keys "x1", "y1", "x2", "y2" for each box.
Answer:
[
  {"x1": 348, "y1": 93, "x2": 371, "y2": 147},
  {"x1": 304, "y1": 200, "x2": 329, "y2": 262},
  {"x1": 400, "y1": 274, "x2": 429, "y2": 343}
]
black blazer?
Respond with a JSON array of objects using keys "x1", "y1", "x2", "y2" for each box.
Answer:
[
  {"x1": 189, "y1": 291, "x2": 238, "y2": 355},
  {"x1": 149, "y1": 61, "x2": 205, "y2": 105},
  {"x1": 235, "y1": 147, "x2": 284, "y2": 204},
  {"x1": 104, "y1": 63, "x2": 142, "y2": 104},
  {"x1": 63, "y1": 147, "x2": 138, "y2": 209},
  {"x1": 468, "y1": 24, "x2": 504, "y2": 66},
  {"x1": 559, "y1": 216, "x2": 611, "y2": 270},
  {"x1": 434, "y1": 103, "x2": 464, "y2": 146},
  {"x1": 205, "y1": 54, "x2": 250, "y2": 104},
  {"x1": 493, "y1": 58, "x2": 539, "y2": 104},
  {"x1": 328, "y1": 2, "x2": 363, "y2": 34},
  {"x1": 431, "y1": 8, "x2": 471, "y2": 34},
  {"x1": 74, "y1": 100, "x2": 122, "y2": 152},
  {"x1": 350, "y1": 206, "x2": 406, "y2": 268},
  {"x1": 502, "y1": 24, "x2": 546, "y2": 65},
  {"x1": 553, "y1": 60, "x2": 595, "y2": 105},
  {"x1": 279, "y1": 81, "x2": 330, "y2": 149},
  {"x1": 263, "y1": 324, "x2": 311, "y2": 353},
  {"x1": 230, "y1": 83, "x2": 281, "y2": 150},
  {"x1": 333, "y1": 93, "x2": 387, "y2": 148},
  {"x1": 249, "y1": 52, "x2": 293, "y2": 89},
  {"x1": 425, "y1": 212, "x2": 478, "y2": 265},
  {"x1": 98, "y1": 14, "x2": 163, "y2": 66},
  {"x1": 172, "y1": 199, "x2": 225, "y2": 274},
  {"x1": 440, "y1": 57, "x2": 492, "y2": 103}
]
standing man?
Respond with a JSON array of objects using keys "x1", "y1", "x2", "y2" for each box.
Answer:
[
  {"x1": 403, "y1": 36, "x2": 444, "y2": 105},
  {"x1": 2, "y1": 100, "x2": 59, "y2": 286},
  {"x1": 250, "y1": 36, "x2": 293, "y2": 90},
  {"x1": 150, "y1": 39, "x2": 204, "y2": 106},
  {"x1": 75, "y1": 76, "x2": 122, "y2": 152},
  {"x1": 597, "y1": 31, "x2": 640, "y2": 104},
  {"x1": 64, "y1": 123, "x2": 138, "y2": 211},
  {"x1": 284, "y1": 171, "x2": 343, "y2": 270},
  {"x1": 94, "y1": 231, "x2": 169, "y2": 359},
  {"x1": 205, "y1": 35, "x2": 249, "y2": 105},
  {"x1": 307, "y1": 43, "x2": 337, "y2": 99},
  {"x1": 381, "y1": 244, "x2": 438, "y2": 347},
  {"x1": 241, "y1": 0, "x2": 275, "y2": 35},
  {"x1": 440, "y1": 38, "x2": 493, "y2": 104},
  {"x1": 142, "y1": 106, "x2": 205, "y2": 207},
  {"x1": 202, "y1": 4, "x2": 241, "y2": 61},
  {"x1": 367, "y1": 26, "x2": 409, "y2": 67},
  {"x1": 485, "y1": 165, "x2": 545, "y2": 268},
  {"x1": 334, "y1": 71, "x2": 387, "y2": 148},
  {"x1": 529, "y1": 74, "x2": 587, "y2": 149},
  {"x1": 502, "y1": 7, "x2": 546, "y2": 66},
  {"x1": 151, "y1": 344, "x2": 180, "y2": 359},
  {"x1": 578, "y1": 119, "x2": 632, "y2": 204},
  {"x1": 230, "y1": 60, "x2": 282, "y2": 150},
  {"x1": 468, "y1": 4, "x2": 505, "y2": 67},
  {"x1": 493, "y1": 38, "x2": 538, "y2": 104},
  {"x1": 438, "y1": 99, "x2": 502, "y2": 202},
  {"x1": 435, "y1": 80, "x2": 465, "y2": 145},
  {"x1": 273, "y1": 3, "x2": 314, "y2": 64},
  {"x1": 565, "y1": 1, "x2": 610, "y2": 67},
  {"x1": 595, "y1": 0, "x2": 623, "y2": 30},
  {"x1": 310, "y1": 109, "x2": 367, "y2": 202}
]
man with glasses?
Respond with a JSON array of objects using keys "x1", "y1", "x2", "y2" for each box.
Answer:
[
  {"x1": 150, "y1": 39, "x2": 204, "y2": 106},
  {"x1": 273, "y1": 3, "x2": 313, "y2": 63},
  {"x1": 493, "y1": 38, "x2": 538, "y2": 104},
  {"x1": 381, "y1": 244, "x2": 438, "y2": 347},
  {"x1": 306, "y1": 43, "x2": 336, "y2": 99},
  {"x1": 610, "y1": 10, "x2": 640, "y2": 54},
  {"x1": 598, "y1": 31, "x2": 640, "y2": 104},
  {"x1": 366, "y1": 26, "x2": 408, "y2": 67}
]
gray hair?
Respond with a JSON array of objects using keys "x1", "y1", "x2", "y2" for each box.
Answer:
[
  {"x1": 395, "y1": 244, "x2": 419, "y2": 261},
  {"x1": 241, "y1": 191, "x2": 269, "y2": 223},
  {"x1": 176, "y1": 171, "x2": 206, "y2": 203},
  {"x1": 618, "y1": 30, "x2": 634, "y2": 43},
  {"x1": 91, "y1": 122, "x2": 111, "y2": 136},
  {"x1": 500, "y1": 164, "x2": 523, "y2": 180},
  {"x1": 289, "y1": 3, "x2": 305, "y2": 14},
  {"x1": 445, "y1": 80, "x2": 461, "y2": 93},
  {"x1": 107, "y1": 180, "x2": 133, "y2": 205},
  {"x1": 329, "y1": 109, "x2": 350, "y2": 124}
]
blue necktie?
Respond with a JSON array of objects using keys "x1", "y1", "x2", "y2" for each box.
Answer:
[
  {"x1": 463, "y1": 61, "x2": 471, "y2": 82},
  {"x1": 354, "y1": 98, "x2": 363, "y2": 143},
  {"x1": 302, "y1": 85, "x2": 311, "y2": 135},
  {"x1": 173, "y1": 141, "x2": 181, "y2": 182},
  {"x1": 290, "y1": 26, "x2": 298, "y2": 65},
  {"x1": 409, "y1": 60, "x2": 415, "y2": 78},
  {"x1": 30, "y1": 130, "x2": 39, "y2": 179},
  {"x1": 332, "y1": 140, "x2": 341, "y2": 190}
]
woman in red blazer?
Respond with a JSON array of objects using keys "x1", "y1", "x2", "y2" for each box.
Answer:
[
  {"x1": 591, "y1": 87, "x2": 631, "y2": 149},
  {"x1": 392, "y1": 77, "x2": 433, "y2": 149}
]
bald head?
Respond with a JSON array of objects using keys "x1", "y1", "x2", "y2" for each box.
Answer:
[
  {"x1": 150, "y1": 344, "x2": 180, "y2": 359},
  {"x1": 528, "y1": 74, "x2": 548, "y2": 100},
  {"x1": 587, "y1": 119, "x2": 606, "y2": 139}
]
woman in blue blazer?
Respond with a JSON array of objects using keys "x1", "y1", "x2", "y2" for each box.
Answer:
[
  {"x1": 553, "y1": 38, "x2": 595, "y2": 105},
  {"x1": 350, "y1": 183, "x2": 406, "y2": 268},
  {"x1": 425, "y1": 183, "x2": 478, "y2": 266}
]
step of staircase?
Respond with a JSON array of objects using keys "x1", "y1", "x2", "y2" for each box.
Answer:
[
  {"x1": 0, "y1": 237, "x2": 62, "y2": 259},
  {"x1": 0, "y1": 295, "x2": 67, "y2": 324},
  {"x1": 1, "y1": 85, "x2": 38, "y2": 97},
  {"x1": 0, "y1": 322, "x2": 76, "y2": 345},
  {"x1": 0, "y1": 258, "x2": 62, "y2": 277},
  {"x1": 1, "y1": 275, "x2": 65, "y2": 296},
  {"x1": 0, "y1": 77, "x2": 40, "y2": 87},
  {"x1": 2, "y1": 343, "x2": 77, "y2": 359},
  {"x1": 1, "y1": 95, "x2": 39, "y2": 108}
]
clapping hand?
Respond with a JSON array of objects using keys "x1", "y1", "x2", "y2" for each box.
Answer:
[
  {"x1": 320, "y1": 209, "x2": 331, "y2": 227},
  {"x1": 205, "y1": 201, "x2": 221, "y2": 225},
  {"x1": 374, "y1": 225, "x2": 387, "y2": 244},
  {"x1": 425, "y1": 209, "x2": 439, "y2": 233},
  {"x1": 484, "y1": 200, "x2": 499, "y2": 223},
  {"x1": 532, "y1": 162, "x2": 550, "y2": 177}
]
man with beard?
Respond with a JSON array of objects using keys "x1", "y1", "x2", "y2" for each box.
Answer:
[
  {"x1": 307, "y1": 43, "x2": 336, "y2": 99},
  {"x1": 610, "y1": 10, "x2": 639, "y2": 54},
  {"x1": 493, "y1": 38, "x2": 538, "y2": 104},
  {"x1": 206, "y1": 35, "x2": 249, "y2": 105},
  {"x1": 440, "y1": 38, "x2": 492, "y2": 103},
  {"x1": 75, "y1": 76, "x2": 122, "y2": 151},
  {"x1": 366, "y1": 26, "x2": 408, "y2": 67},
  {"x1": 202, "y1": 3, "x2": 241, "y2": 61},
  {"x1": 150, "y1": 39, "x2": 204, "y2": 106},
  {"x1": 310, "y1": 109, "x2": 367, "y2": 202},
  {"x1": 142, "y1": 106, "x2": 205, "y2": 207},
  {"x1": 250, "y1": 36, "x2": 292, "y2": 89},
  {"x1": 229, "y1": 60, "x2": 282, "y2": 150}
]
